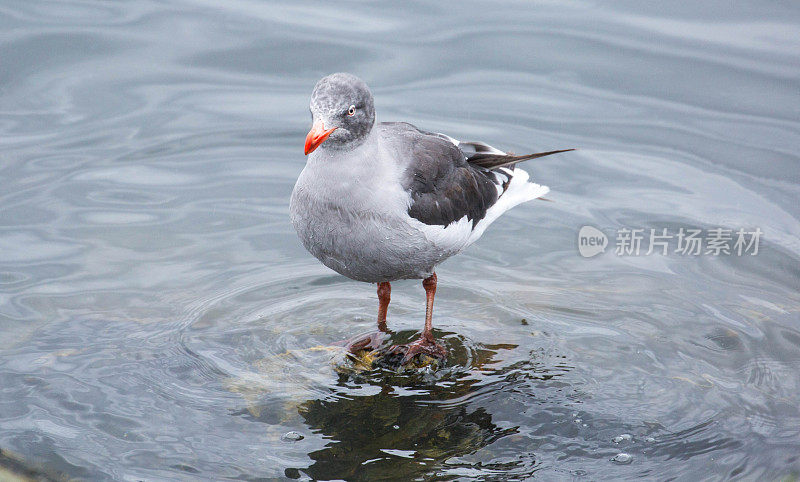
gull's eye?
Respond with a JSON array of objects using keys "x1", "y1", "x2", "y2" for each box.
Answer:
[{"x1": 347, "y1": 105, "x2": 356, "y2": 116}]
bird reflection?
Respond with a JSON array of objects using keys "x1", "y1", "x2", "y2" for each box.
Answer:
[{"x1": 290, "y1": 333, "x2": 518, "y2": 481}]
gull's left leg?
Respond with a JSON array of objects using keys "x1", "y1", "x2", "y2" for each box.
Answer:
[
  {"x1": 398, "y1": 273, "x2": 447, "y2": 364},
  {"x1": 347, "y1": 282, "x2": 391, "y2": 353},
  {"x1": 376, "y1": 281, "x2": 390, "y2": 332}
]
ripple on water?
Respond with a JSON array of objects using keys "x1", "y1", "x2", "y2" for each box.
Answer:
[{"x1": 1, "y1": 0, "x2": 800, "y2": 480}]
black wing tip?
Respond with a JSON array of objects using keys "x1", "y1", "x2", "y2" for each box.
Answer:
[
  {"x1": 468, "y1": 147, "x2": 576, "y2": 169},
  {"x1": 522, "y1": 148, "x2": 576, "y2": 158}
]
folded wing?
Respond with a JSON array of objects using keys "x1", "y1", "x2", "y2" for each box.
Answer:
[{"x1": 381, "y1": 122, "x2": 568, "y2": 233}]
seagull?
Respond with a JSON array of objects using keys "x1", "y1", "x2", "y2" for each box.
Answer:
[{"x1": 290, "y1": 73, "x2": 572, "y2": 365}]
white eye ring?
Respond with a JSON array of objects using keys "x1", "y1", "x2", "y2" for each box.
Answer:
[{"x1": 348, "y1": 105, "x2": 356, "y2": 116}]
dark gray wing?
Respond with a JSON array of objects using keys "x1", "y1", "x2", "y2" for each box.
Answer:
[{"x1": 380, "y1": 122, "x2": 510, "y2": 228}]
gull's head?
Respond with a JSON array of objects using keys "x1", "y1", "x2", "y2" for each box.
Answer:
[{"x1": 305, "y1": 73, "x2": 375, "y2": 155}]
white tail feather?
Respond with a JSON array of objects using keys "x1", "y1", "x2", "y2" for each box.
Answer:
[{"x1": 467, "y1": 168, "x2": 549, "y2": 245}]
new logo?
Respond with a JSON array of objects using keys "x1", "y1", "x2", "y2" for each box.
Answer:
[{"x1": 578, "y1": 226, "x2": 608, "y2": 258}]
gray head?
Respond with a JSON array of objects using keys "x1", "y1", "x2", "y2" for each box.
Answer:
[{"x1": 305, "y1": 73, "x2": 376, "y2": 155}]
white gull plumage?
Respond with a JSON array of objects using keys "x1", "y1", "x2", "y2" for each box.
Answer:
[
  {"x1": 291, "y1": 126, "x2": 548, "y2": 282},
  {"x1": 289, "y1": 73, "x2": 571, "y2": 364}
]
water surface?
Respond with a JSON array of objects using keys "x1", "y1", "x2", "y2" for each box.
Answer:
[{"x1": 1, "y1": 0, "x2": 799, "y2": 479}]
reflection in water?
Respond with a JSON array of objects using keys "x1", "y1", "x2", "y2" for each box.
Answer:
[
  {"x1": 297, "y1": 385, "x2": 514, "y2": 480},
  {"x1": 245, "y1": 336, "x2": 530, "y2": 480}
]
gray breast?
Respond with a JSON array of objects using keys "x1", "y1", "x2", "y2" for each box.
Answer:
[{"x1": 289, "y1": 160, "x2": 452, "y2": 282}]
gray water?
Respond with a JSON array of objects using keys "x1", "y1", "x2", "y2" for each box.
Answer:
[{"x1": 2, "y1": 1, "x2": 799, "y2": 480}]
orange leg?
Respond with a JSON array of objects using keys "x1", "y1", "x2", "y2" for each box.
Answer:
[
  {"x1": 346, "y1": 281, "x2": 390, "y2": 354},
  {"x1": 394, "y1": 273, "x2": 447, "y2": 364},
  {"x1": 377, "y1": 281, "x2": 391, "y2": 332},
  {"x1": 421, "y1": 273, "x2": 436, "y2": 340}
]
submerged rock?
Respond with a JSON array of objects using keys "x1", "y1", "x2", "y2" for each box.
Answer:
[
  {"x1": 343, "y1": 346, "x2": 441, "y2": 372},
  {"x1": 611, "y1": 453, "x2": 633, "y2": 465},
  {"x1": 281, "y1": 431, "x2": 304, "y2": 442}
]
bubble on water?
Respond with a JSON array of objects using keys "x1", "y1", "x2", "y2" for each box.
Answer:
[
  {"x1": 645, "y1": 436, "x2": 656, "y2": 443},
  {"x1": 281, "y1": 431, "x2": 304, "y2": 442},
  {"x1": 611, "y1": 453, "x2": 632, "y2": 465},
  {"x1": 613, "y1": 433, "x2": 632, "y2": 443}
]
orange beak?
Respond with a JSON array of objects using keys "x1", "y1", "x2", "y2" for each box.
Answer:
[{"x1": 304, "y1": 121, "x2": 337, "y2": 155}]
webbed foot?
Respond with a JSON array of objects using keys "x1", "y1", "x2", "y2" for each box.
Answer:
[
  {"x1": 388, "y1": 335, "x2": 447, "y2": 366},
  {"x1": 345, "y1": 331, "x2": 387, "y2": 354}
]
